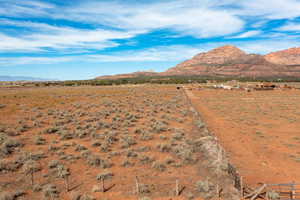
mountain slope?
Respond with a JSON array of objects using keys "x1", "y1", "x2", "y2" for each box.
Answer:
[{"x1": 265, "y1": 47, "x2": 300, "y2": 65}]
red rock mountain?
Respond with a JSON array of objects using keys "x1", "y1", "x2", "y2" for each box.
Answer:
[
  {"x1": 265, "y1": 47, "x2": 300, "y2": 65},
  {"x1": 164, "y1": 45, "x2": 300, "y2": 77},
  {"x1": 96, "y1": 46, "x2": 300, "y2": 79}
]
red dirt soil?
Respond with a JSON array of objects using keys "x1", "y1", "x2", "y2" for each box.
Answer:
[
  {"x1": 0, "y1": 86, "x2": 208, "y2": 200},
  {"x1": 185, "y1": 88, "x2": 300, "y2": 187}
]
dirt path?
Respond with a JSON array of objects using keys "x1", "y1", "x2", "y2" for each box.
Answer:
[{"x1": 184, "y1": 88, "x2": 300, "y2": 187}]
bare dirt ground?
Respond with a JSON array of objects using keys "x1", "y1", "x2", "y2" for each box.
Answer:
[
  {"x1": 0, "y1": 85, "x2": 215, "y2": 200},
  {"x1": 186, "y1": 88, "x2": 300, "y2": 187}
]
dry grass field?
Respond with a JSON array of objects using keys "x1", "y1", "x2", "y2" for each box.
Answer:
[
  {"x1": 186, "y1": 88, "x2": 300, "y2": 187},
  {"x1": 0, "y1": 85, "x2": 222, "y2": 200}
]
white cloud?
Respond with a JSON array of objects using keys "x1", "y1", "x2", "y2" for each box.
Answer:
[
  {"x1": 58, "y1": 0, "x2": 244, "y2": 38},
  {"x1": 0, "y1": 0, "x2": 53, "y2": 17},
  {"x1": 277, "y1": 23, "x2": 300, "y2": 32},
  {"x1": 229, "y1": 30, "x2": 262, "y2": 38},
  {"x1": 87, "y1": 45, "x2": 203, "y2": 62},
  {"x1": 1, "y1": 0, "x2": 300, "y2": 58},
  {"x1": 0, "y1": 56, "x2": 73, "y2": 66},
  {"x1": 236, "y1": 0, "x2": 300, "y2": 19},
  {"x1": 0, "y1": 19, "x2": 143, "y2": 52}
]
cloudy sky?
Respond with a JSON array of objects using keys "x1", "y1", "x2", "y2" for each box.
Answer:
[{"x1": 1, "y1": 0, "x2": 300, "y2": 80}]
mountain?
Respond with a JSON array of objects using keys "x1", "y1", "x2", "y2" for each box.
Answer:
[
  {"x1": 96, "y1": 71, "x2": 158, "y2": 80},
  {"x1": 96, "y1": 46, "x2": 300, "y2": 79},
  {"x1": 265, "y1": 47, "x2": 300, "y2": 65},
  {"x1": 0, "y1": 76, "x2": 54, "y2": 82},
  {"x1": 165, "y1": 45, "x2": 300, "y2": 77}
]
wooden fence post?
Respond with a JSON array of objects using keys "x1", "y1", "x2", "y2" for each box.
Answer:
[
  {"x1": 240, "y1": 176, "x2": 243, "y2": 198},
  {"x1": 291, "y1": 182, "x2": 295, "y2": 200},
  {"x1": 135, "y1": 176, "x2": 140, "y2": 195},
  {"x1": 102, "y1": 178, "x2": 105, "y2": 193},
  {"x1": 175, "y1": 179, "x2": 179, "y2": 196}
]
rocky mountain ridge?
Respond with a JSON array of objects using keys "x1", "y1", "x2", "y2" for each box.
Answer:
[{"x1": 96, "y1": 45, "x2": 300, "y2": 79}]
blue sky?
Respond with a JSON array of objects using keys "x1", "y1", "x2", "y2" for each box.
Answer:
[{"x1": 1, "y1": 0, "x2": 300, "y2": 80}]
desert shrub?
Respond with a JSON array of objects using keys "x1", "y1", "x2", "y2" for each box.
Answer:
[
  {"x1": 87, "y1": 155, "x2": 112, "y2": 169},
  {"x1": 23, "y1": 159, "x2": 42, "y2": 186},
  {"x1": 172, "y1": 144, "x2": 197, "y2": 164},
  {"x1": 33, "y1": 184, "x2": 42, "y2": 192},
  {"x1": 31, "y1": 151, "x2": 47, "y2": 160},
  {"x1": 91, "y1": 132, "x2": 101, "y2": 139},
  {"x1": 139, "y1": 197, "x2": 152, "y2": 200},
  {"x1": 43, "y1": 184, "x2": 59, "y2": 199},
  {"x1": 35, "y1": 136, "x2": 46, "y2": 145},
  {"x1": 195, "y1": 120, "x2": 205, "y2": 129},
  {"x1": 96, "y1": 171, "x2": 114, "y2": 180},
  {"x1": 152, "y1": 161, "x2": 166, "y2": 172},
  {"x1": 196, "y1": 179, "x2": 215, "y2": 199},
  {"x1": 80, "y1": 194, "x2": 96, "y2": 200},
  {"x1": 172, "y1": 132, "x2": 184, "y2": 140},
  {"x1": 76, "y1": 130, "x2": 88, "y2": 139},
  {"x1": 104, "y1": 132, "x2": 118, "y2": 144},
  {"x1": 5, "y1": 129, "x2": 20, "y2": 136},
  {"x1": 60, "y1": 132, "x2": 74, "y2": 140},
  {"x1": 0, "y1": 160, "x2": 22, "y2": 172},
  {"x1": 186, "y1": 192, "x2": 195, "y2": 200},
  {"x1": 44, "y1": 127, "x2": 59, "y2": 134},
  {"x1": 0, "y1": 138, "x2": 21, "y2": 156},
  {"x1": 164, "y1": 157, "x2": 175, "y2": 165},
  {"x1": 136, "y1": 146, "x2": 151, "y2": 152},
  {"x1": 51, "y1": 140, "x2": 59, "y2": 144},
  {"x1": 70, "y1": 191, "x2": 96, "y2": 200},
  {"x1": 121, "y1": 159, "x2": 135, "y2": 167},
  {"x1": 140, "y1": 132, "x2": 154, "y2": 141},
  {"x1": 91, "y1": 141, "x2": 101, "y2": 147},
  {"x1": 17, "y1": 124, "x2": 30, "y2": 133},
  {"x1": 69, "y1": 191, "x2": 81, "y2": 200},
  {"x1": 121, "y1": 136, "x2": 137, "y2": 148},
  {"x1": 139, "y1": 155, "x2": 154, "y2": 165},
  {"x1": 159, "y1": 135, "x2": 167, "y2": 140},
  {"x1": 134, "y1": 128, "x2": 143, "y2": 134},
  {"x1": 109, "y1": 151, "x2": 121, "y2": 157},
  {"x1": 23, "y1": 159, "x2": 41, "y2": 174},
  {"x1": 48, "y1": 160, "x2": 61, "y2": 169},
  {"x1": 0, "y1": 133, "x2": 7, "y2": 143},
  {"x1": 126, "y1": 150, "x2": 138, "y2": 158},
  {"x1": 92, "y1": 185, "x2": 101, "y2": 193},
  {"x1": 157, "y1": 143, "x2": 171, "y2": 152},
  {"x1": 100, "y1": 142, "x2": 110, "y2": 152},
  {"x1": 75, "y1": 144, "x2": 87, "y2": 152},
  {"x1": 80, "y1": 150, "x2": 91, "y2": 159},
  {"x1": 266, "y1": 191, "x2": 280, "y2": 200},
  {"x1": 151, "y1": 121, "x2": 167, "y2": 133},
  {"x1": 139, "y1": 184, "x2": 151, "y2": 194},
  {"x1": 0, "y1": 191, "x2": 25, "y2": 200}
]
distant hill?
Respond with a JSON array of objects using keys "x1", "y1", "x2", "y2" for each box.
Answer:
[
  {"x1": 96, "y1": 71, "x2": 158, "y2": 80},
  {"x1": 96, "y1": 45, "x2": 300, "y2": 79},
  {"x1": 0, "y1": 76, "x2": 55, "y2": 82}
]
